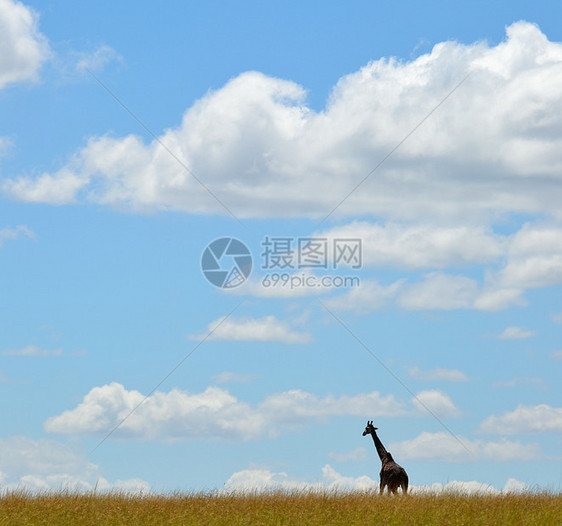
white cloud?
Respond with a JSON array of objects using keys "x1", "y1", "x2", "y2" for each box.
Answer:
[
  {"x1": 328, "y1": 447, "x2": 369, "y2": 463},
  {"x1": 3, "y1": 168, "x2": 89, "y2": 204},
  {"x1": 412, "y1": 390, "x2": 461, "y2": 418},
  {"x1": 472, "y1": 287, "x2": 526, "y2": 311},
  {"x1": 190, "y1": 315, "x2": 312, "y2": 344},
  {"x1": 0, "y1": 436, "x2": 149, "y2": 493},
  {"x1": 389, "y1": 431, "x2": 541, "y2": 462},
  {"x1": 497, "y1": 224, "x2": 562, "y2": 289},
  {"x1": 75, "y1": 44, "x2": 121, "y2": 73},
  {"x1": 45, "y1": 382, "x2": 265, "y2": 441},
  {"x1": 45, "y1": 382, "x2": 404, "y2": 441},
  {"x1": 323, "y1": 273, "x2": 526, "y2": 313},
  {"x1": 316, "y1": 219, "x2": 542, "y2": 313},
  {"x1": 320, "y1": 222, "x2": 505, "y2": 269},
  {"x1": 497, "y1": 326, "x2": 536, "y2": 340},
  {"x1": 223, "y1": 464, "x2": 377, "y2": 493},
  {"x1": 551, "y1": 312, "x2": 562, "y2": 324},
  {"x1": 502, "y1": 478, "x2": 530, "y2": 493},
  {"x1": 480, "y1": 404, "x2": 562, "y2": 434},
  {"x1": 0, "y1": 0, "x2": 50, "y2": 89},
  {"x1": 0, "y1": 224, "x2": 34, "y2": 247},
  {"x1": 5, "y1": 22, "x2": 562, "y2": 225},
  {"x1": 408, "y1": 366, "x2": 468, "y2": 382}
]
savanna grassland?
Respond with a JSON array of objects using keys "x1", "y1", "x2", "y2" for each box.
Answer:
[{"x1": 0, "y1": 490, "x2": 560, "y2": 526}]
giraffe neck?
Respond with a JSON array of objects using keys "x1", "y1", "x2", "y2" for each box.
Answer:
[{"x1": 371, "y1": 430, "x2": 388, "y2": 463}]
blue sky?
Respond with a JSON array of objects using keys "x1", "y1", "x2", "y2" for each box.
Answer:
[{"x1": 0, "y1": 0, "x2": 561, "y2": 493}]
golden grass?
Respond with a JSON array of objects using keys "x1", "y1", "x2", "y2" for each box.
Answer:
[{"x1": 0, "y1": 490, "x2": 560, "y2": 525}]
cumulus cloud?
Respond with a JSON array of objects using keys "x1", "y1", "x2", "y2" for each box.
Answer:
[
  {"x1": 319, "y1": 223, "x2": 562, "y2": 313},
  {"x1": 0, "y1": 436, "x2": 149, "y2": 493},
  {"x1": 45, "y1": 382, "x2": 265, "y2": 441},
  {"x1": 412, "y1": 390, "x2": 461, "y2": 418},
  {"x1": 389, "y1": 431, "x2": 541, "y2": 463},
  {"x1": 0, "y1": 0, "x2": 50, "y2": 89},
  {"x1": 323, "y1": 272, "x2": 526, "y2": 313},
  {"x1": 223, "y1": 464, "x2": 377, "y2": 493},
  {"x1": 4, "y1": 168, "x2": 89, "y2": 204},
  {"x1": 44, "y1": 382, "x2": 404, "y2": 441},
  {"x1": 190, "y1": 315, "x2": 313, "y2": 344},
  {"x1": 408, "y1": 366, "x2": 468, "y2": 382},
  {"x1": 317, "y1": 221, "x2": 562, "y2": 312},
  {"x1": 319, "y1": 222, "x2": 505, "y2": 269},
  {"x1": 5, "y1": 22, "x2": 562, "y2": 224},
  {"x1": 324, "y1": 223, "x2": 562, "y2": 312},
  {"x1": 497, "y1": 326, "x2": 536, "y2": 340},
  {"x1": 497, "y1": 224, "x2": 562, "y2": 289},
  {"x1": 502, "y1": 478, "x2": 530, "y2": 493},
  {"x1": 480, "y1": 404, "x2": 562, "y2": 434},
  {"x1": 472, "y1": 287, "x2": 526, "y2": 312}
]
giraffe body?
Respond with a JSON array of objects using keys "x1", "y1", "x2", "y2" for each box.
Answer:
[{"x1": 363, "y1": 421, "x2": 409, "y2": 495}]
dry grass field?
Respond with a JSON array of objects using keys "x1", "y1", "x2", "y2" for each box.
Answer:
[{"x1": 0, "y1": 490, "x2": 560, "y2": 525}]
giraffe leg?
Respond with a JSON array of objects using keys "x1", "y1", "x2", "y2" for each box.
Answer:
[{"x1": 379, "y1": 482, "x2": 385, "y2": 495}]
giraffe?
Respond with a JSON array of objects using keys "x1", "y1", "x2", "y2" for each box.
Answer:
[{"x1": 362, "y1": 420, "x2": 408, "y2": 495}]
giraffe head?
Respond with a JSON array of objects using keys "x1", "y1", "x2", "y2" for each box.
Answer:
[{"x1": 362, "y1": 420, "x2": 378, "y2": 436}]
